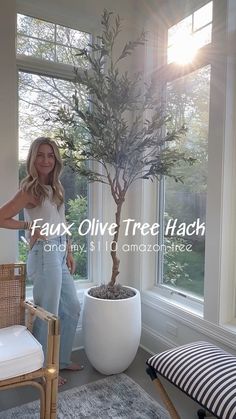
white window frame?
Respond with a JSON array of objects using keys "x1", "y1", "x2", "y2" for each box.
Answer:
[
  {"x1": 141, "y1": 0, "x2": 236, "y2": 336},
  {"x1": 17, "y1": 14, "x2": 91, "y2": 65},
  {"x1": 156, "y1": 62, "x2": 211, "y2": 305},
  {"x1": 16, "y1": 11, "x2": 103, "y2": 292},
  {"x1": 167, "y1": 1, "x2": 213, "y2": 64},
  {"x1": 156, "y1": 1, "x2": 214, "y2": 309}
]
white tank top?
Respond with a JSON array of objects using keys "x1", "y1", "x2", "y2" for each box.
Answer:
[{"x1": 24, "y1": 185, "x2": 67, "y2": 240}]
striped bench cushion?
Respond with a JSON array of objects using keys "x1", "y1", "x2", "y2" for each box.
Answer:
[{"x1": 146, "y1": 341, "x2": 236, "y2": 419}]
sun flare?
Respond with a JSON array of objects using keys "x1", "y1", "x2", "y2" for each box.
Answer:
[{"x1": 171, "y1": 34, "x2": 198, "y2": 65}]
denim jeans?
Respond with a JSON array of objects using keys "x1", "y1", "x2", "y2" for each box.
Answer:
[{"x1": 27, "y1": 237, "x2": 80, "y2": 369}]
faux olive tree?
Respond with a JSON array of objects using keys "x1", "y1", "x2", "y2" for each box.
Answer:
[{"x1": 56, "y1": 10, "x2": 194, "y2": 298}]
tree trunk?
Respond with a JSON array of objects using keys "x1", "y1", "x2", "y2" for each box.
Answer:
[{"x1": 108, "y1": 199, "x2": 123, "y2": 286}]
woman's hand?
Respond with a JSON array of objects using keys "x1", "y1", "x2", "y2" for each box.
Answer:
[
  {"x1": 67, "y1": 252, "x2": 76, "y2": 275},
  {"x1": 29, "y1": 227, "x2": 47, "y2": 249}
]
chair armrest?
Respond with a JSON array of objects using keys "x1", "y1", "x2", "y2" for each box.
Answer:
[
  {"x1": 23, "y1": 300, "x2": 58, "y2": 323},
  {"x1": 23, "y1": 301, "x2": 60, "y2": 371},
  {"x1": 23, "y1": 300, "x2": 60, "y2": 336}
]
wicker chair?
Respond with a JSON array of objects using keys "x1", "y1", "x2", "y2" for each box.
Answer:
[{"x1": 0, "y1": 263, "x2": 60, "y2": 419}]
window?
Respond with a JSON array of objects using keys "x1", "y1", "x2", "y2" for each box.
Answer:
[
  {"x1": 17, "y1": 14, "x2": 91, "y2": 66},
  {"x1": 17, "y1": 14, "x2": 91, "y2": 283},
  {"x1": 167, "y1": 1, "x2": 213, "y2": 64},
  {"x1": 160, "y1": 66, "x2": 210, "y2": 298},
  {"x1": 157, "y1": 2, "x2": 212, "y2": 299}
]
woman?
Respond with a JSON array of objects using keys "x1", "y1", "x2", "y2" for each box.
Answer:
[{"x1": 0, "y1": 137, "x2": 83, "y2": 386}]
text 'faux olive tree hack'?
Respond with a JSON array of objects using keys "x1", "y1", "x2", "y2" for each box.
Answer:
[{"x1": 56, "y1": 10, "x2": 194, "y2": 298}]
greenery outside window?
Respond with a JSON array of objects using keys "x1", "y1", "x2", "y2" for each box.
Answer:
[
  {"x1": 17, "y1": 14, "x2": 91, "y2": 283},
  {"x1": 157, "y1": 2, "x2": 213, "y2": 299},
  {"x1": 17, "y1": 14, "x2": 91, "y2": 66},
  {"x1": 159, "y1": 66, "x2": 210, "y2": 298}
]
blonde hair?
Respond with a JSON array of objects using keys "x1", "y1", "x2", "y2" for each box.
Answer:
[{"x1": 21, "y1": 137, "x2": 64, "y2": 206}]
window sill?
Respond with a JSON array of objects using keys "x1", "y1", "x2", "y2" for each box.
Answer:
[
  {"x1": 223, "y1": 320, "x2": 236, "y2": 334},
  {"x1": 142, "y1": 286, "x2": 204, "y2": 318},
  {"x1": 141, "y1": 288, "x2": 236, "y2": 350},
  {"x1": 26, "y1": 280, "x2": 96, "y2": 302}
]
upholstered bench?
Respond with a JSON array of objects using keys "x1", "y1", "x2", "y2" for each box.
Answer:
[{"x1": 146, "y1": 341, "x2": 236, "y2": 419}]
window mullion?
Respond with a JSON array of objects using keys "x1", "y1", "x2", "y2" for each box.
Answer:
[
  {"x1": 16, "y1": 55, "x2": 76, "y2": 81},
  {"x1": 54, "y1": 24, "x2": 57, "y2": 62},
  {"x1": 157, "y1": 177, "x2": 165, "y2": 284}
]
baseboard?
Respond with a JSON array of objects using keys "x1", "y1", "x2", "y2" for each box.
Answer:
[
  {"x1": 141, "y1": 323, "x2": 176, "y2": 354},
  {"x1": 142, "y1": 292, "x2": 236, "y2": 354},
  {"x1": 74, "y1": 322, "x2": 176, "y2": 355}
]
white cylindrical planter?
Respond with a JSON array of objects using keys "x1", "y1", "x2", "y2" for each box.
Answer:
[{"x1": 82, "y1": 286, "x2": 141, "y2": 375}]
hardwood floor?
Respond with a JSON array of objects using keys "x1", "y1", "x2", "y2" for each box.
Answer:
[{"x1": 0, "y1": 346, "x2": 203, "y2": 418}]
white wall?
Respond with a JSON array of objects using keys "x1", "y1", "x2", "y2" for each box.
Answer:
[
  {"x1": 0, "y1": 0, "x2": 18, "y2": 262},
  {"x1": 16, "y1": 0, "x2": 137, "y2": 37}
]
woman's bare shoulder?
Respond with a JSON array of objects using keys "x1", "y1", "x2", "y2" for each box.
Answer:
[
  {"x1": 0, "y1": 189, "x2": 38, "y2": 218},
  {"x1": 18, "y1": 189, "x2": 39, "y2": 209}
]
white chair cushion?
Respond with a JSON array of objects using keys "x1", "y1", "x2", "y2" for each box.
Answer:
[{"x1": 0, "y1": 325, "x2": 44, "y2": 380}]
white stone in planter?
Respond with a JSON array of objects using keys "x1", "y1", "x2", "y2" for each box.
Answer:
[{"x1": 82, "y1": 286, "x2": 141, "y2": 375}]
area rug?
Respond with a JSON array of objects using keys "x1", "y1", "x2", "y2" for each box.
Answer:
[{"x1": 0, "y1": 373, "x2": 170, "y2": 418}]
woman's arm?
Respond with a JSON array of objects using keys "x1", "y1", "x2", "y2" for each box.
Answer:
[
  {"x1": 66, "y1": 237, "x2": 72, "y2": 254},
  {"x1": 66, "y1": 237, "x2": 76, "y2": 274},
  {"x1": 0, "y1": 190, "x2": 32, "y2": 230}
]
